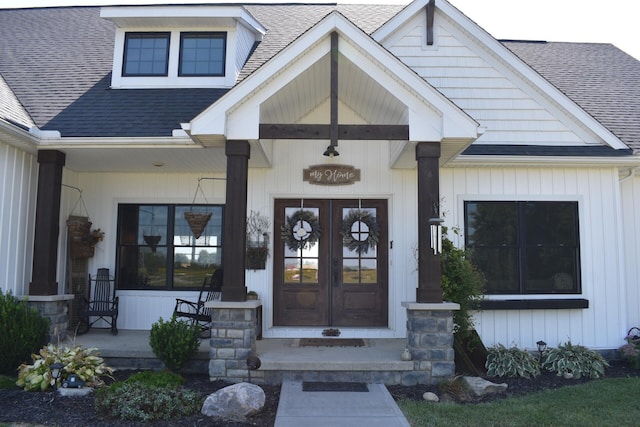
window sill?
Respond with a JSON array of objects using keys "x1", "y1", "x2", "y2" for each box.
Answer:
[{"x1": 479, "y1": 299, "x2": 589, "y2": 310}]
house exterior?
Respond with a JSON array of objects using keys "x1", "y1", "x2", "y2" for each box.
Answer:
[{"x1": 1, "y1": 0, "x2": 639, "y2": 358}]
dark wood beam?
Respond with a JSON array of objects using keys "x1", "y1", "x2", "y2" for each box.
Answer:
[
  {"x1": 330, "y1": 31, "x2": 339, "y2": 148},
  {"x1": 426, "y1": 0, "x2": 435, "y2": 46},
  {"x1": 415, "y1": 141, "x2": 443, "y2": 303},
  {"x1": 259, "y1": 124, "x2": 409, "y2": 140},
  {"x1": 222, "y1": 140, "x2": 250, "y2": 301},
  {"x1": 30, "y1": 150, "x2": 66, "y2": 295}
]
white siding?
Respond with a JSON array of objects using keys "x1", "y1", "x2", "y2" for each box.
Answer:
[
  {"x1": 0, "y1": 141, "x2": 37, "y2": 296},
  {"x1": 385, "y1": 12, "x2": 590, "y2": 146},
  {"x1": 235, "y1": 22, "x2": 257, "y2": 78},
  {"x1": 442, "y1": 166, "x2": 627, "y2": 350},
  {"x1": 621, "y1": 173, "x2": 640, "y2": 331}
]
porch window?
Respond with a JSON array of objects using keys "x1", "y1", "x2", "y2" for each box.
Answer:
[
  {"x1": 179, "y1": 32, "x2": 226, "y2": 76},
  {"x1": 123, "y1": 32, "x2": 170, "y2": 76},
  {"x1": 116, "y1": 204, "x2": 223, "y2": 290},
  {"x1": 464, "y1": 201, "x2": 580, "y2": 294}
]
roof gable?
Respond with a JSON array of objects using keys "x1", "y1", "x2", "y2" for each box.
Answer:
[{"x1": 188, "y1": 11, "x2": 479, "y2": 166}]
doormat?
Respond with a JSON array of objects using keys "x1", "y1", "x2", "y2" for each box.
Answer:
[
  {"x1": 303, "y1": 382, "x2": 369, "y2": 392},
  {"x1": 295, "y1": 338, "x2": 367, "y2": 347}
]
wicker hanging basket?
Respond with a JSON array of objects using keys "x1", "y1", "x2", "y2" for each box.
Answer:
[
  {"x1": 184, "y1": 211, "x2": 212, "y2": 239},
  {"x1": 67, "y1": 216, "x2": 94, "y2": 259}
]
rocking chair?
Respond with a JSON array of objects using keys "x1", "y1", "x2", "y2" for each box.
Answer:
[
  {"x1": 173, "y1": 269, "x2": 223, "y2": 334},
  {"x1": 78, "y1": 268, "x2": 119, "y2": 335}
]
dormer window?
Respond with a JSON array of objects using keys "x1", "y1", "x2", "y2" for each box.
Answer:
[
  {"x1": 179, "y1": 32, "x2": 226, "y2": 77},
  {"x1": 102, "y1": 5, "x2": 266, "y2": 89},
  {"x1": 123, "y1": 33, "x2": 170, "y2": 76}
]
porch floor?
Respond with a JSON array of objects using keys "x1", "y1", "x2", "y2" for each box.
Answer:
[{"x1": 65, "y1": 329, "x2": 412, "y2": 382}]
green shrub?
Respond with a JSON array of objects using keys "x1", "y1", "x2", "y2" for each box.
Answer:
[
  {"x1": 16, "y1": 343, "x2": 114, "y2": 391},
  {"x1": 95, "y1": 381, "x2": 203, "y2": 422},
  {"x1": 485, "y1": 344, "x2": 540, "y2": 378},
  {"x1": 619, "y1": 329, "x2": 640, "y2": 369},
  {"x1": 125, "y1": 369, "x2": 184, "y2": 388},
  {"x1": 440, "y1": 229, "x2": 485, "y2": 341},
  {"x1": 0, "y1": 375, "x2": 17, "y2": 389},
  {"x1": 149, "y1": 316, "x2": 201, "y2": 372},
  {"x1": 541, "y1": 341, "x2": 609, "y2": 379},
  {"x1": 0, "y1": 291, "x2": 49, "y2": 374}
]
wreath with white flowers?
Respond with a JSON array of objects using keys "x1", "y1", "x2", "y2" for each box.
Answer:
[
  {"x1": 281, "y1": 209, "x2": 322, "y2": 251},
  {"x1": 340, "y1": 209, "x2": 379, "y2": 255}
]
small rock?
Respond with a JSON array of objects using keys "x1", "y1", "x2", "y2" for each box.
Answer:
[
  {"x1": 201, "y1": 382, "x2": 265, "y2": 420},
  {"x1": 563, "y1": 372, "x2": 574, "y2": 379},
  {"x1": 422, "y1": 392, "x2": 439, "y2": 402},
  {"x1": 57, "y1": 387, "x2": 93, "y2": 398},
  {"x1": 460, "y1": 376, "x2": 508, "y2": 397}
]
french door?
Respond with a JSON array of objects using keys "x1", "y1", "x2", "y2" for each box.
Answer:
[{"x1": 273, "y1": 199, "x2": 388, "y2": 327}]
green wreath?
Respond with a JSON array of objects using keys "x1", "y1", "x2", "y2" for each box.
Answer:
[
  {"x1": 340, "y1": 209, "x2": 379, "y2": 255},
  {"x1": 281, "y1": 209, "x2": 322, "y2": 251}
]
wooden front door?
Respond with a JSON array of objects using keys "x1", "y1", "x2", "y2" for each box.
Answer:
[{"x1": 273, "y1": 199, "x2": 388, "y2": 327}]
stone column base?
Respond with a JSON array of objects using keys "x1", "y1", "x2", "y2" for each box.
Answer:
[
  {"x1": 206, "y1": 300, "x2": 262, "y2": 383},
  {"x1": 402, "y1": 301, "x2": 459, "y2": 385},
  {"x1": 26, "y1": 294, "x2": 74, "y2": 343}
]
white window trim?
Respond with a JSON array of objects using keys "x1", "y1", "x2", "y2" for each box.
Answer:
[{"x1": 111, "y1": 27, "x2": 238, "y2": 89}]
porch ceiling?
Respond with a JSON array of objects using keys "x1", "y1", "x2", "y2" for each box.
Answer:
[{"x1": 259, "y1": 53, "x2": 408, "y2": 126}]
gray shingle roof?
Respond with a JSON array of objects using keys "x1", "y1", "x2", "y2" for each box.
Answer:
[
  {"x1": 502, "y1": 41, "x2": 640, "y2": 152},
  {"x1": 0, "y1": 5, "x2": 638, "y2": 154}
]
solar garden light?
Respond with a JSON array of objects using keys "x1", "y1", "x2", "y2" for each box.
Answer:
[
  {"x1": 49, "y1": 362, "x2": 64, "y2": 401},
  {"x1": 536, "y1": 340, "x2": 547, "y2": 361}
]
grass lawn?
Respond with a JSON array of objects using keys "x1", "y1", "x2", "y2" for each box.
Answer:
[{"x1": 398, "y1": 377, "x2": 640, "y2": 426}]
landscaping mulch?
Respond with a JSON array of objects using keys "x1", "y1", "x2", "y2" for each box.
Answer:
[{"x1": 0, "y1": 361, "x2": 638, "y2": 426}]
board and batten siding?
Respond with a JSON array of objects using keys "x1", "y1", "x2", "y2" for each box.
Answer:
[
  {"x1": 0, "y1": 141, "x2": 37, "y2": 296},
  {"x1": 441, "y1": 166, "x2": 627, "y2": 350},
  {"x1": 620, "y1": 172, "x2": 640, "y2": 331},
  {"x1": 384, "y1": 11, "x2": 592, "y2": 147}
]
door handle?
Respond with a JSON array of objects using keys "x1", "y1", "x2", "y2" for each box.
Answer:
[{"x1": 333, "y1": 258, "x2": 340, "y2": 287}]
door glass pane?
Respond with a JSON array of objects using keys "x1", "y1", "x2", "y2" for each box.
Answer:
[
  {"x1": 360, "y1": 259, "x2": 377, "y2": 283},
  {"x1": 343, "y1": 259, "x2": 359, "y2": 283},
  {"x1": 282, "y1": 206, "x2": 320, "y2": 284},
  {"x1": 284, "y1": 258, "x2": 301, "y2": 283},
  {"x1": 301, "y1": 259, "x2": 319, "y2": 283}
]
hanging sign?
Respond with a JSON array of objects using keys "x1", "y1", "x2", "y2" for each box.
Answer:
[{"x1": 303, "y1": 164, "x2": 361, "y2": 186}]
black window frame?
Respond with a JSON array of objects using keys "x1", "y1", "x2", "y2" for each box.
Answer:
[
  {"x1": 464, "y1": 200, "x2": 581, "y2": 295},
  {"x1": 178, "y1": 32, "x2": 227, "y2": 77},
  {"x1": 122, "y1": 32, "x2": 171, "y2": 77},
  {"x1": 116, "y1": 203, "x2": 224, "y2": 291}
]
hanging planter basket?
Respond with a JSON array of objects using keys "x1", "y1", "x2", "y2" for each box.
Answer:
[
  {"x1": 184, "y1": 211, "x2": 212, "y2": 239},
  {"x1": 67, "y1": 216, "x2": 94, "y2": 259},
  {"x1": 143, "y1": 234, "x2": 162, "y2": 252}
]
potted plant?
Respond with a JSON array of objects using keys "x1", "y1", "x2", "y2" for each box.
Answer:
[
  {"x1": 67, "y1": 216, "x2": 104, "y2": 259},
  {"x1": 247, "y1": 291, "x2": 259, "y2": 300},
  {"x1": 246, "y1": 211, "x2": 270, "y2": 270}
]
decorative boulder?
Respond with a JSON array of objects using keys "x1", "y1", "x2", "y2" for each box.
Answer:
[
  {"x1": 459, "y1": 376, "x2": 508, "y2": 397},
  {"x1": 201, "y1": 382, "x2": 265, "y2": 420},
  {"x1": 422, "y1": 391, "x2": 440, "y2": 402}
]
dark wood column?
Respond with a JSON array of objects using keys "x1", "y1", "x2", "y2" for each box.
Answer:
[
  {"x1": 222, "y1": 140, "x2": 250, "y2": 301},
  {"x1": 416, "y1": 142, "x2": 443, "y2": 303},
  {"x1": 30, "y1": 150, "x2": 66, "y2": 296}
]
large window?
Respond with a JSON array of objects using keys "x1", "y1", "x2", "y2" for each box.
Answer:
[
  {"x1": 179, "y1": 32, "x2": 226, "y2": 76},
  {"x1": 465, "y1": 201, "x2": 580, "y2": 295},
  {"x1": 123, "y1": 33, "x2": 170, "y2": 76},
  {"x1": 117, "y1": 204, "x2": 223, "y2": 290}
]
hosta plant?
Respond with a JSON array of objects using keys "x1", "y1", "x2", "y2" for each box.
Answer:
[
  {"x1": 541, "y1": 341, "x2": 609, "y2": 379},
  {"x1": 485, "y1": 344, "x2": 540, "y2": 378},
  {"x1": 16, "y1": 343, "x2": 114, "y2": 391}
]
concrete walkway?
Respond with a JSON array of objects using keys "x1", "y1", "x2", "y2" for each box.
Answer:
[{"x1": 274, "y1": 381, "x2": 411, "y2": 427}]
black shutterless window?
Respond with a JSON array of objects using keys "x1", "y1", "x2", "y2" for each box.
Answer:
[
  {"x1": 123, "y1": 32, "x2": 170, "y2": 76},
  {"x1": 465, "y1": 201, "x2": 580, "y2": 295},
  {"x1": 179, "y1": 32, "x2": 226, "y2": 76}
]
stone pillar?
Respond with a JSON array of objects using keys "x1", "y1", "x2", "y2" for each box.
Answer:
[
  {"x1": 27, "y1": 294, "x2": 75, "y2": 342},
  {"x1": 415, "y1": 142, "x2": 443, "y2": 303},
  {"x1": 207, "y1": 300, "x2": 262, "y2": 383},
  {"x1": 222, "y1": 140, "x2": 250, "y2": 301},
  {"x1": 30, "y1": 150, "x2": 66, "y2": 296},
  {"x1": 402, "y1": 302, "x2": 459, "y2": 385}
]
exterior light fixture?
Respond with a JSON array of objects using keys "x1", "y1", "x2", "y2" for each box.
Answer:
[
  {"x1": 429, "y1": 217, "x2": 445, "y2": 255},
  {"x1": 323, "y1": 144, "x2": 339, "y2": 157},
  {"x1": 63, "y1": 373, "x2": 85, "y2": 388},
  {"x1": 49, "y1": 362, "x2": 64, "y2": 401},
  {"x1": 536, "y1": 340, "x2": 547, "y2": 361},
  {"x1": 246, "y1": 355, "x2": 261, "y2": 384}
]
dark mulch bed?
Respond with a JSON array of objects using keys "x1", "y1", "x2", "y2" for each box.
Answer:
[{"x1": 1, "y1": 361, "x2": 638, "y2": 426}]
